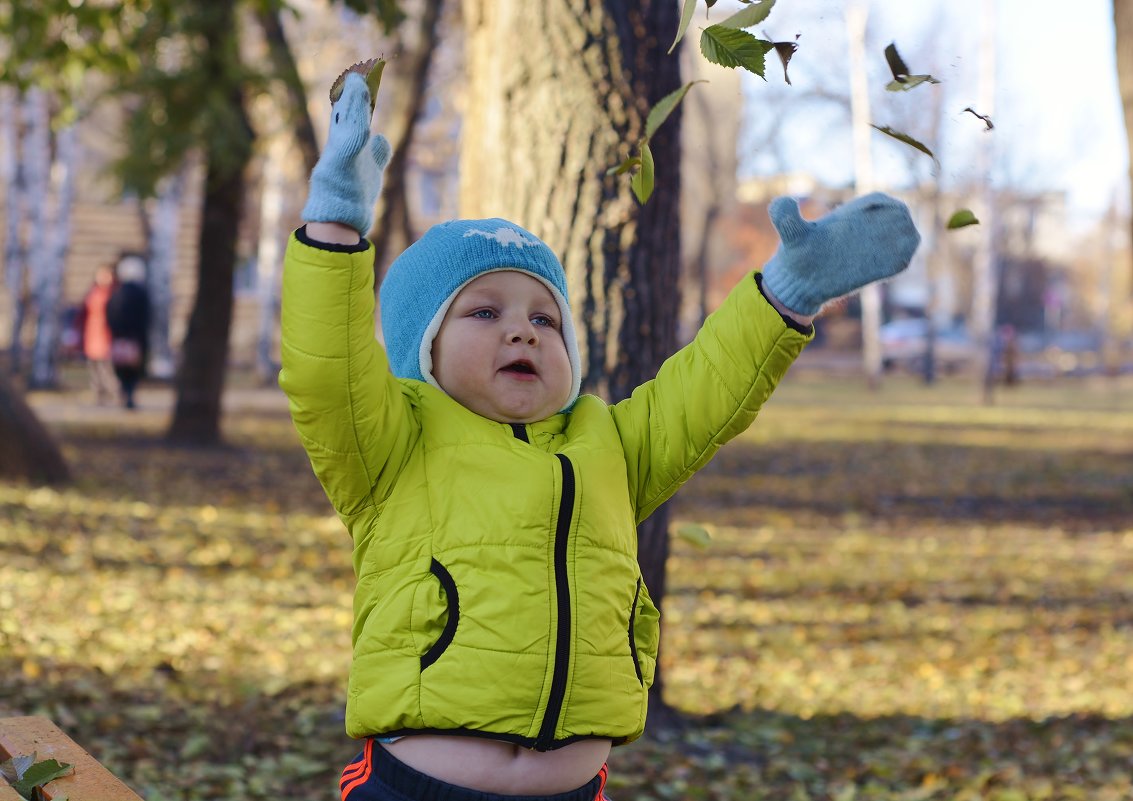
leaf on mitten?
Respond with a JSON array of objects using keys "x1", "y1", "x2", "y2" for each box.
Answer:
[{"x1": 328, "y1": 57, "x2": 387, "y2": 114}]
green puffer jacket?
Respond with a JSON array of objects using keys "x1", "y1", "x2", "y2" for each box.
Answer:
[{"x1": 279, "y1": 230, "x2": 811, "y2": 750}]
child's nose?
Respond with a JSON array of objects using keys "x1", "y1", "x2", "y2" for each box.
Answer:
[{"x1": 506, "y1": 320, "x2": 538, "y2": 344}]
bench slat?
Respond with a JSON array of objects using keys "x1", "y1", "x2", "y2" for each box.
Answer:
[{"x1": 0, "y1": 717, "x2": 143, "y2": 801}]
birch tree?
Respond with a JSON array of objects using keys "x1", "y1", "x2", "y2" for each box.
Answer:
[
  {"x1": 28, "y1": 99, "x2": 81, "y2": 389},
  {"x1": 139, "y1": 166, "x2": 190, "y2": 381},
  {"x1": 1, "y1": 85, "x2": 27, "y2": 371}
]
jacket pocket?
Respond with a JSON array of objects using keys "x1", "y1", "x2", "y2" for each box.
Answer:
[
  {"x1": 629, "y1": 577, "x2": 659, "y2": 688},
  {"x1": 420, "y1": 558, "x2": 459, "y2": 671},
  {"x1": 628, "y1": 579, "x2": 644, "y2": 685}
]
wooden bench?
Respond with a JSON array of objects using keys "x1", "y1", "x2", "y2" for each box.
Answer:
[{"x1": 0, "y1": 717, "x2": 143, "y2": 801}]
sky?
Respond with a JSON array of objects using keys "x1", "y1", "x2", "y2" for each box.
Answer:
[{"x1": 733, "y1": 0, "x2": 1128, "y2": 224}]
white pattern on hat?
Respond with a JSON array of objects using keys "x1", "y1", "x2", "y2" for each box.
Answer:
[{"x1": 462, "y1": 227, "x2": 541, "y2": 248}]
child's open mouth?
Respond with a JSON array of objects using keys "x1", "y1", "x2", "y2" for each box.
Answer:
[{"x1": 501, "y1": 360, "x2": 537, "y2": 376}]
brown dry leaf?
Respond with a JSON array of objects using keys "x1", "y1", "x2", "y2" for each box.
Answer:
[{"x1": 328, "y1": 57, "x2": 386, "y2": 113}]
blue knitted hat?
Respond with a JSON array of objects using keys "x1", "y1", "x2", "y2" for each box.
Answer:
[{"x1": 379, "y1": 218, "x2": 582, "y2": 411}]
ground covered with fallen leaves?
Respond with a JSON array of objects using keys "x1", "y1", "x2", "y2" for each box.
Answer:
[{"x1": 3, "y1": 374, "x2": 1132, "y2": 800}]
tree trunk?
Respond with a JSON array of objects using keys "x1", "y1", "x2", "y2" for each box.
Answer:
[
  {"x1": 255, "y1": 134, "x2": 286, "y2": 383},
  {"x1": 0, "y1": 372, "x2": 68, "y2": 485},
  {"x1": 166, "y1": 5, "x2": 253, "y2": 445},
  {"x1": 142, "y1": 165, "x2": 188, "y2": 381},
  {"x1": 16, "y1": 89, "x2": 51, "y2": 378},
  {"x1": 30, "y1": 120, "x2": 79, "y2": 389},
  {"x1": 1, "y1": 85, "x2": 27, "y2": 372},
  {"x1": 371, "y1": 0, "x2": 446, "y2": 275},
  {"x1": 461, "y1": 0, "x2": 682, "y2": 718},
  {"x1": 1114, "y1": 0, "x2": 1133, "y2": 346}
]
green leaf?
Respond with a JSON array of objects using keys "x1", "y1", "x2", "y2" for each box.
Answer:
[
  {"x1": 631, "y1": 141, "x2": 655, "y2": 204},
  {"x1": 668, "y1": 0, "x2": 699, "y2": 54},
  {"x1": 675, "y1": 524, "x2": 712, "y2": 548},
  {"x1": 645, "y1": 81, "x2": 704, "y2": 140},
  {"x1": 870, "y1": 124, "x2": 937, "y2": 163},
  {"x1": 946, "y1": 209, "x2": 980, "y2": 229},
  {"x1": 885, "y1": 74, "x2": 940, "y2": 92},
  {"x1": 718, "y1": 0, "x2": 776, "y2": 30},
  {"x1": 12, "y1": 758, "x2": 73, "y2": 798},
  {"x1": 607, "y1": 156, "x2": 641, "y2": 176},
  {"x1": 700, "y1": 26, "x2": 773, "y2": 77}
]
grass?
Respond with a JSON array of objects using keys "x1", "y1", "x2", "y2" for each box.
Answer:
[{"x1": 2, "y1": 372, "x2": 1132, "y2": 800}]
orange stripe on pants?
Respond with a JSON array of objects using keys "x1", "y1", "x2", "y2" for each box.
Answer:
[{"x1": 340, "y1": 739, "x2": 374, "y2": 800}]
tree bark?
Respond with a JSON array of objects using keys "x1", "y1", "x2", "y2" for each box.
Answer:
[
  {"x1": 0, "y1": 372, "x2": 69, "y2": 485},
  {"x1": 166, "y1": 4, "x2": 254, "y2": 445},
  {"x1": 461, "y1": 0, "x2": 682, "y2": 718}
]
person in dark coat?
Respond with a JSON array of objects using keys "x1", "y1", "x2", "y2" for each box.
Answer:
[{"x1": 105, "y1": 255, "x2": 151, "y2": 409}]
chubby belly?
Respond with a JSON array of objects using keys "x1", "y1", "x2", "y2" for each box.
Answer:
[{"x1": 382, "y1": 735, "x2": 612, "y2": 794}]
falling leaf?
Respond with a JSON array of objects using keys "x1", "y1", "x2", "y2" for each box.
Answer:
[
  {"x1": 764, "y1": 31, "x2": 800, "y2": 84},
  {"x1": 646, "y1": 81, "x2": 705, "y2": 140},
  {"x1": 962, "y1": 106, "x2": 995, "y2": 131},
  {"x1": 610, "y1": 82, "x2": 700, "y2": 204},
  {"x1": 883, "y1": 42, "x2": 911, "y2": 79},
  {"x1": 871, "y1": 124, "x2": 938, "y2": 163},
  {"x1": 668, "y1": 0, "x2": 699, "y2": 54},
  {"x1": 675, "y1": 524, "x2": 712, "y2": 549},
  {"x1": 700, "y1": 26, "x2": 773, "y2": 77},
  {"x1": 631, "y1": 141, "x2": 655, "y2": 204},
  {"x1": 717, "y1": 0, "x2": 776, "y2": 30},
  {"x1": 947, "y1": 209, "x2": 980, "y2": 229},
  {"x1": 883, "y1": 42, "x2": 940, "y2": 91}
]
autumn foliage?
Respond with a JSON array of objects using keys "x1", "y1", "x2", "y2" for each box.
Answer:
[{"x1": 2, "y1": 375, "x2": 1131, "y2": 800}]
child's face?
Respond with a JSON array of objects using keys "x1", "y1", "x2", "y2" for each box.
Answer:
[{"x1": 432, "y1": 271, "x2": 573, "y2": 423}]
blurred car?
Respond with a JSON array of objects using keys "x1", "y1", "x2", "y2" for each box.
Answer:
[{"x1": 880, "y1": 318, "x2": 975, "y2": 372}]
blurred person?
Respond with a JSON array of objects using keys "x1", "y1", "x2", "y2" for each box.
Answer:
[
  {"x1": 280, "y1": 71, "x2": 921, "y2": 801},
  {"x1": 106, "y1": 255, "x2": 151, "y2": 410},
  {"x1": 79, "y1": 262, "x2": 118, "y2": 405}
]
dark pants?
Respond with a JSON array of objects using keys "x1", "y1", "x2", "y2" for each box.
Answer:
[{"x1": 339, "y1": 739, "x2": 611, "y2": 801}]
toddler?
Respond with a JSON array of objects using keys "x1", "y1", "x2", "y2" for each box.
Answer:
[{"x1": 280, "y1": 72, "x2": 920, "y2": 801}]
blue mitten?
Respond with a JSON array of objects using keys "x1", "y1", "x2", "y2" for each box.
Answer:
[
  {"x1": 761, "y1": 192, "x2": 921, "y2": 316},
  {"x1": 301, "y1": 72, "x2": 392, "y2": 235}
]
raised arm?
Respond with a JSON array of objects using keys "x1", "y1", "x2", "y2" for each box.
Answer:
[
  {"x1": 279, "y1": 71, "x2": 416, "y2": 519},
  {"x1": 613, "y1": 193, "x2": 921, "y2": 521}
]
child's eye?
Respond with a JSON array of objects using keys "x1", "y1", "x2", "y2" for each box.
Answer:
[
  {"x1": 532, "y1": 315, "x2": 556, "y2": 328},
  {"x1": 471, "y1": 309, "x2": 496, "y2": 319}
]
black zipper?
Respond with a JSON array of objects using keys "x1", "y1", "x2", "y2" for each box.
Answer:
[
  {"x1": 535, "y1": 452, "x2": 575, "y2": 750},
  {"x1": 509, "y1": 423, "x2": 530, "y2": 443}
]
